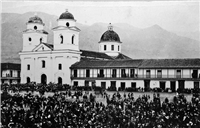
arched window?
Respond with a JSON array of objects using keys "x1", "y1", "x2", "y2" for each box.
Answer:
[
  {"x1": 66, "y1": 22, "x2": 69, "y2": 27},
  {"x1": 34, "y1": 26, "x2": 37, "y2": 30},
  {"x1": 29, "y1": 37, "x2": 32, "y2": 42},
  {"x1": 111, "y1": 45, "x2": 114, "y2": 51},
  {"x1": 72, "y1": 35, "x2": 75, "y2": 44},
  {"x1": 58, "y1": 64, "x2": 62, "y2": 70},
  {"x1": 60, "y1": 34, "x2": 63, "y2": 44},
  {"x1": 42, "y1": 60, "x2": 45, "y2": 68},
  {"x1": 58, "y1": 77, "x2": 62, "y2": 85},
  {"x1": 27, "y1": 77, "x2": 30, "y2": 83},
  {"x1": 40, "y1": 37, "x2": 43, "y2": 43},
  {"x1": 118, "y1": 45, "x2": 120, "y2": 51},
  {"x1": 104, "y1": 45, "x2": 106, "y2": 51},
  {"x1": 27, "y1": 64, "x2": 30, "y2": 70}
]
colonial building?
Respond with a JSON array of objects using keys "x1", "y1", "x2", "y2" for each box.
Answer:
[
  {"x1": 1, "y1": 63, "x2": 21, "y2": 84},
  {"x1": 19, "y1": 10, "x2": 200, "y2": 90}
]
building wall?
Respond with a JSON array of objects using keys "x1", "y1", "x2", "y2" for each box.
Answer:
[
  {"x1": 99, "y1": 41, "x2": 121, "y2": 56},
  {"x1": 57, "y1": 20, "x2": 76, "y2": 27},
  {"x1": 20, "y1": 51, "x2": 80, "y2": 84},
  {"x1": 27, "y1": 23, "x2": 44, "y2": 30}
]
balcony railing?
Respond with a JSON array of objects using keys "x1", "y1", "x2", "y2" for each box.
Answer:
[{"x1": 71, "y1": 74, "x2": 200, "y2": 79}]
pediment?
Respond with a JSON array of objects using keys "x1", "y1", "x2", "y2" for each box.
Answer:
[{"x1": 32, "y1": 43, "x2": 52, "y2": 52}]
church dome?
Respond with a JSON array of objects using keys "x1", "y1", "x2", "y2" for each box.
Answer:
[
  {"x1": 28, "y1": 15, "x2": 44, "y2": 24},
  {"x1": 100, "y1": 23, "x2": 121, "y2": 42},
  {"x1": 59, "y1": 9, "x2": 74, "y2": 20}
]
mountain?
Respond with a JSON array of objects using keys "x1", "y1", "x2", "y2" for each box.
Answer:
[{"x1": 1, "y1": 12, "x2": 200, "y2": 63}]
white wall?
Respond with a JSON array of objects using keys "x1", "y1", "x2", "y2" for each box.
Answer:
[
  {"x1": 23, "y1": 33, "x2": 48, "y2": 51},
  {"x1": 57, "y1": 19, "x2": 76, "y2": 27},
  {"x1": 27, "y1": 23, "x2": 44, "y2": 30},
  {"x1": 99, "y1": 42, "x2": 121, "y2": 56}
]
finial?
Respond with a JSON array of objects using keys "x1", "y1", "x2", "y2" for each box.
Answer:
[
  {"x1": 65, "y1": 9, "x2": 68, "y2": 12},
  {"x1": 108, "y1": 23, "x2": 113, "y2": 31}
]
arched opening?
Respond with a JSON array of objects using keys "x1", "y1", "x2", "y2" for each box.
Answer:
[
  {"x1": 42, "y1": 60, "x2": 45, "y2": 68},
  {"x1": 40, "y1": 37, "x2": 43, "y2": 43},
  {"x1": 34, "y1": 26, "x2": 37, "y2": 30},
  {"x1": 27, "y1": 77, "x2": 30, "y2": 83},
  {"x1": 58, "y1": 77, "x2": 62, "y2": 85},
  {"x1": 58, "y1": 64, "x2": 62, "y2": 70},
  {"x1": 72, "y1": 35, "x2": 75, "y2": 44},
  {"x1": 66, "y1": 22, "x2": 69, "y2": 27},
  {"x1": 29, "y1": 37, "x2": 32, "y2": 42},
  {"x1": 41, "y1": 74, "x2": 47, "y2": 84},
  {"x1": 60, "y1": 34, "x2": 63, "y2": 44}
]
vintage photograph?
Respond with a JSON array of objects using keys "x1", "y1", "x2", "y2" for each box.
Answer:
[{"x1": 1, "y1": 0, "x2": 200, "y2": 127}]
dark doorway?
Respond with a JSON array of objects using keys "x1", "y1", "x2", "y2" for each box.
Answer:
[
  {"x1": 144, "y1": 80, "x2": 150, "y2": 92},
  {"x1": 131, "y1": 82, "x2": 136, "y2": 89},
  {"x1": 100, "y1": 69, "x2": 104, "y2": 77},
  {"x1": 27, "y1": 77, "x2": 30, "y2": 83},
  {"x1": 121, "y1": 82, "x2": 126, "y2": 91},
  {"x1": 74, "y1": 81, "x2": 78, "y2": 86},
  {"x1": 101, "y1": 82, "x2": 106, "y2": 90},
  {"x1": 192, "y1": 70, "x2": 198, "y2": 78},
  {"x1": 110, "y1": 81, "x2": 116, "y2": 91},
  {"x1": 86, "y1": 69, "x2": 90, "y2": 77},
  {"x1": 85, "y1": 81, "x2": 89, "y2": 86},
  {"x1": 58, "y1": 77, "x2": 62, "y2": 85},
  {"x1": 170, "y1": 81, "x2": 176, "y2": 92},
  {"x1": 194, "y1": 82, "x2": 199, "y2": 89},
  {"x1": 178, "y1": 80, "x2": 185, "y2": 90},
  {"x1": 41, "y1": 74, "x2": 47, "y2": 84},
  {"x1": 160, "y1": 81, "x2": 166, "y2": 91}
]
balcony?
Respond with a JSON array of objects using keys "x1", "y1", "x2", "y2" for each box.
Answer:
[{"x1": 71, "y1": 74, "x2": 200, "y2": 80}]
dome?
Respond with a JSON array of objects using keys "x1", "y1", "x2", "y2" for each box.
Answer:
[
  {"x1": 59, "y1": 9, "x2": 74, "y2": 20},
  {"x1": 28, "y1": 15, "x2": 44, "y2": 24},
  {"x1": 100, "y1": 23, "x2": 121, "y2": 42}
]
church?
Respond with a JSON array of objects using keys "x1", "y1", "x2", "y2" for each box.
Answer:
[{"x1": 19, "y1": 10, "x2": 200, "y2": 91}]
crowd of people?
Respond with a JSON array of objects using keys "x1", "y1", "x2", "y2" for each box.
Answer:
[
  {"x1": 1, "y1": 88, "x2": 200, "y2": 128},
  {"x1": 1, "y1": 83, "x2": 200, "y2": 94}
]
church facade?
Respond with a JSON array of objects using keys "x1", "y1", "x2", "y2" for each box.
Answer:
[{"x1": 19, "y1": 10, "x2": 200, "y2": 91}]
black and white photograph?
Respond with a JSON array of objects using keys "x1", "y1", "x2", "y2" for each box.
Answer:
[{"x1": 1, "y1": 0, "x2": 200, "y2": 127}]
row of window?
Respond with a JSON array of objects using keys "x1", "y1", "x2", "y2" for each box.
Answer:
[
  {"x1": 104, "y1": 45, "x2": 120, "y2": 51},
  {"x1": 72, "y1": 69, "x2": 199, "y2": 79},
  {"x1": 28, "y1": 37, "x2": 43, "y2": 43},
  {"x1": 60, "y1": 34, "x2": 75, "y2": 44},
  {"x1": 27, "y1": 61, "x2": 62, "y2": 70}
]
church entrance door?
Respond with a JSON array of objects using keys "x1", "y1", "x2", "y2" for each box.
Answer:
[{"x1": 41, "y1": 74, "x2": 47, "y2": 84}]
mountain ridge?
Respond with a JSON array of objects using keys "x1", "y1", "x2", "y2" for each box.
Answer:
[{"x1": 1, "y1": 12, "x2": 200, "y2": 63}]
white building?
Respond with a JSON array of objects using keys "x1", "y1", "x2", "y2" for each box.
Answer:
[{"x1": 19, "y1": 10, "x2": 200, "y2": 90}]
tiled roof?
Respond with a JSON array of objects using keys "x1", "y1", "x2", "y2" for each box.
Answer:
[
  {"x1": 139, "y1": 59, "x2": 200, "y2": 68},
  {"x1": 80, "y1": 50, "x2": 113, "y2": 60},
  {"x1": 113, "y1": 53, "x2": 132, "y2": 60},
  {"x1": 43, "y1": 43, "x2": 54, "y2": 50},
  {"x1": 71, "y1": 59, "x2": 143, "y2": 68}
]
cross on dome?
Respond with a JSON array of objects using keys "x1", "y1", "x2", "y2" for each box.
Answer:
[
  {"x1": 65, "y1": 9, "x2": 68, "y2": 12},
  {"x1": 108, "y1": 23, "x2": 113, "y2": 31}
]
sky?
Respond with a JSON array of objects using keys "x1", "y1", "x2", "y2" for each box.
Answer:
[{"x1": 1, "y1": 1, "x2": 200, "y2": 32}]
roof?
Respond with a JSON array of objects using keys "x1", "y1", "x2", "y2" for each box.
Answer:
[
  {"x1": 28, "y1": 15, "x2": 44, "y2": 25},
  {"x1": 100, "y1": 30, "x2": 121, "y2": 43},
  {"x1": 80, "y1": 50, "x2": 113, "y2": 60},
  {"x1": 71, "y1": 59, "x2": 143, "y2": 68},
  {"x1": 139, "y1": 59, "x2": 200, "y2": 68},
  {"x1": 1, "y1": 63, "x2": 21, "y2": 70},
  {"x1": 113, "y1": 53, "x2": 132, "y2": 60},
  {"x1": 59, "y1": 10, "x2": 74, "y2": 20},
  {"x1": 43, "y1": 43, "x2": 54, "y2": 50}
]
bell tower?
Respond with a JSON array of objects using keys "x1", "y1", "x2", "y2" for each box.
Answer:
[
  {"x1": 22, "y1": 13, "x2": 48, "y2": 51},
  {"x1": 52, "y1": 9, "x2": 80, "y2": 51}
]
